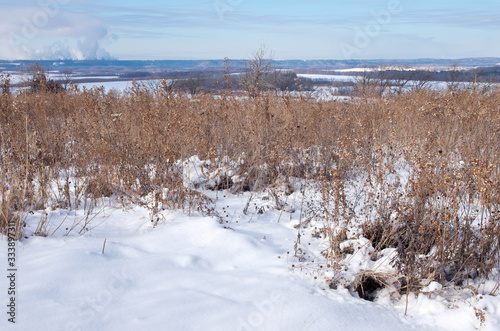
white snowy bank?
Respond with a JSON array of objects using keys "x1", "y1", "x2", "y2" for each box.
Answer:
[{"x1": 2, "y1": 189, "x2": 499, "y2": 330}]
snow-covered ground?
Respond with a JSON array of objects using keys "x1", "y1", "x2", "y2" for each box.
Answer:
[
  {"x1": 1, "y1": 204, "x2": 418, "y2": 331},
  {"x1": 297, "y1": 74, "x2": 359, "y2": 82},
  {"x1": 5, "y1": 73, "x2": 170, "y2": 93},
  {"x1": 5, "y1": 73, "x2": 133, "y2": 94},
  {"x1": 2, "y1": 157, "x2": 499, "y2": 331},
  {"x1": 5, "y1": 71, "x2": 494, "y2": 96},
  {"x1": 333, "y1": 66, "x2": 472, "y2": 72},
  {"x1": 78, "y1": 80, "x2": 134, "y2": 92},
  {"x1": 6, "y1": 73, "x2": 120, "y2": 82},
  {"x1": 335, "y1": 68, "x2": 378, "y2": 73},
  {"x1": 296, "y1": 73, "x2": 487, "y2": 92}
]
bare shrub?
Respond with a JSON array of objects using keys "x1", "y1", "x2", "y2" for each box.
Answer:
[{"x1": 0, "y1": 71, "x2": 498, "y2": 300}]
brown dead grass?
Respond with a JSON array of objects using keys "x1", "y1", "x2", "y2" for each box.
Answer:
[{"x1": 0, "y1": 80, "x2": 499, "y2": 290}]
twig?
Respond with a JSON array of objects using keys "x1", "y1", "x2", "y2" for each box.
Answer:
[{"x1": 405, "y1": 275, "x2": 410, "y2": 315}]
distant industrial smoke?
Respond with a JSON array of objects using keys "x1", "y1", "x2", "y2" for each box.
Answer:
[
  {"x1": 21, "y1": 35, "x2": 115, "y2": 61},
  {"x1": 30, "y1": 38, "x2": 115, "y2": 61},
  {"x1": 1, "y1": 3, "x2": 115, "y2": 60},
  {"x1": 32, "y1": 27, "x2": 115, "y2": 60},
  {"x1": 76, "y1": 26, "x2": 114, "y2": 60}
]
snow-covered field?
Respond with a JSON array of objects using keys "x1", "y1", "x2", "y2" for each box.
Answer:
[
  {"x1": 5, "y1": 72, "x2": 493, "y2": 96},
  {"x1": 77, "y1": 80, "x2": 134, "y2": 92},
  {"x1": 2, "y1": 157, "x2": 499, "y2": 331},
  {"x1": 297, "y1": 74, "x2": 359, "y2": 82},
  {"x1": 4, "y1": 73, "x2": 126, "y2": 94},
  {"x1": 2, "y1": 204, "x2": 417, "y2": 331},
  {"x1": 296, "y1": 73, "x2": 487, "y2": 92},
  {"x1": 5, "y1": 73, "x2": 167, "y2": 94}
]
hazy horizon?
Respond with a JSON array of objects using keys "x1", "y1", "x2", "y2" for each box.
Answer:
[
  {"x1": 1, "y1": 0, "x2": 499, "y2": 61},
  {"x1": 1, "y1": 57, "x2": 500, "y2": 62}
]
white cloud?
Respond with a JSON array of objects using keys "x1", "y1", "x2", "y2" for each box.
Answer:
[{"x1": 0, "y1": 3, "x2": 116, "y2": 60}]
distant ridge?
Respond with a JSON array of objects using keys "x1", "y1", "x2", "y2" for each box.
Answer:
[{"x1": 1, "y1": 57, "x2": 499, "y2": 73}]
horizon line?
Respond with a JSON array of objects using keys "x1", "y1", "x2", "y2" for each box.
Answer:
[{"x1": 1, "y1": 56, "x2": 500, "y2": 62}]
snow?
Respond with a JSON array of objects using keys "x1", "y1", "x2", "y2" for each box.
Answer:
[
  {"x1": 78, "y1": 80, "x2": 134, "y2": 92},
  {"x1": 57, "y1": 76, "x2": 121, "y2": 80},
  {"x1": 3, "y1": 73, "x2": 25, "y2": 84},
  {"x1": 335, "y1": 68, "x2": 378, "y2": 73},
  {"x1": 2, "y1": 203, "x2": 424, "y2": 331},
  {"x1": 4, "y1": 74, "x2": 133, "y2": 94},
  {"x1": 2, "y1": 154, "x2": 500, "y2": 329},
  {"x1": 297, "y1": 74, "x2": 359, "y2": 82}
]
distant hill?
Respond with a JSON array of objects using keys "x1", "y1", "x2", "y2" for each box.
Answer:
[{"x1": 1, "y1": 57, "x2": 499, "y2": 74}]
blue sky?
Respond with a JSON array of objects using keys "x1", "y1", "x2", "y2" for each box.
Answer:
[{"x1": 1, "y1": 0, "x2": 499, "y2": 60}]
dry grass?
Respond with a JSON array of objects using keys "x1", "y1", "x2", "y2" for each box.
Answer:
[{"x1": 0, "y1": 77, "x2": 499, "y2": 293}]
